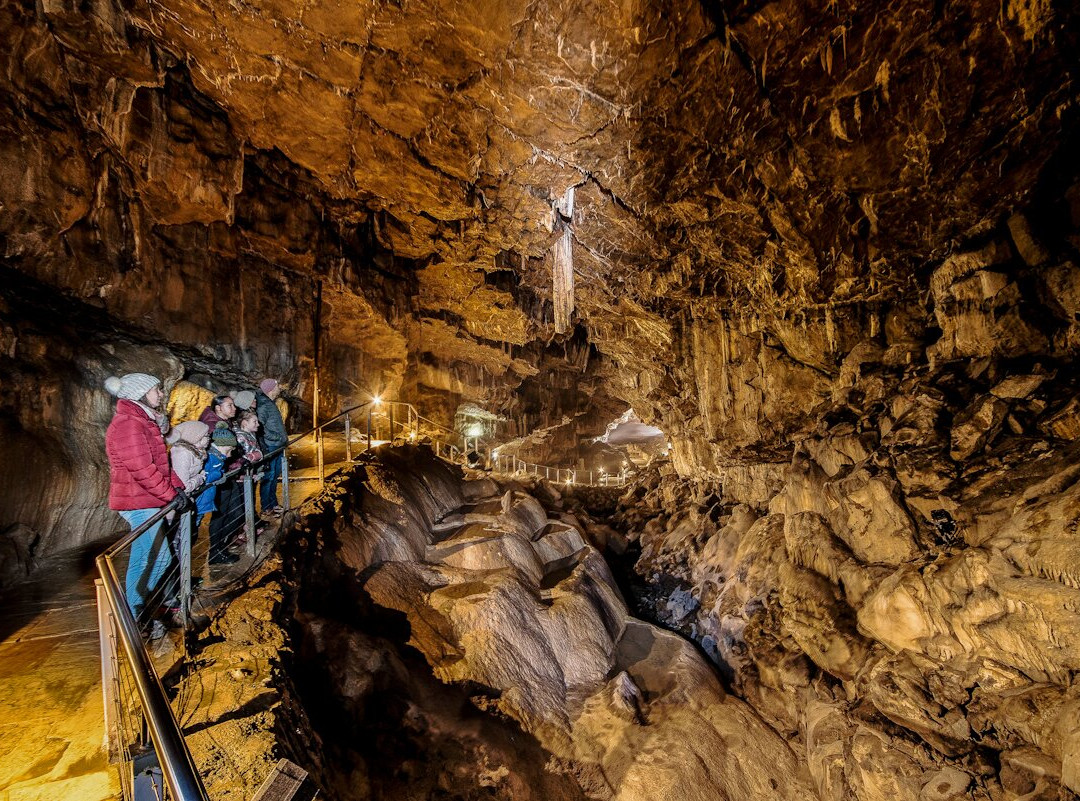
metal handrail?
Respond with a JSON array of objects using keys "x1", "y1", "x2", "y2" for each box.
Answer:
[
  {"x1": 264, "y1": 402, "x2": 370, "y2": 462},
  {"x1": 96, "y1": 555, "x2": 210, "y2": 800},
  {"x1": 491, "y1": 453, "x2": 630, "y2": 487},
  {"x1": 414, "y1": 410, "x2": 459, "y2": 439}
]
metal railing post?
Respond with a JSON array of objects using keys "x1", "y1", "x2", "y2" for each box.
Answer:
[
  {"x1": 243, "y1": 469, "x2": 256, "y2": 559},
  {"x1": 317, "y1": 429, "x2": 325, "y2": 485},
  {"x1": 281, "y1": 452, "x2": 291, "y2": 511},
  {"x1": 95, "y1": 580, "x2": 120, "y2": 761},
  {"x1": 179, "y1": 512, "x2": 192, "y2": 629},
  {"x1": 389, "y1": 404, "x2": 395, "y2": 443},
  {"x1": 345, "y1": 414, "x2": 352, "y2": 461},
  {"x1": 367, "y1": 409, "x2": 373, "y2": 451}
]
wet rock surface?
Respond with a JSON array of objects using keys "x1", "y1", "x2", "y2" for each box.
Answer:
[
  {"x1": 3, "y1": 0, "x2": 1080, "y2": 555},
  {"x1": 181, "y1": 446, "x2": 821, "y2": 799}
]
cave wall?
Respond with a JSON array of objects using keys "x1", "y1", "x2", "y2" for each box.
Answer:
[
  {"x1": 611, "y1": 194, "x2": 1080, "y2": 799},
  {"x1": 0, "y1": 0, "x2": 525, "y2": 562}
]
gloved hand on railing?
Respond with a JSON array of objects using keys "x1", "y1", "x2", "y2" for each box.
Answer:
[{"x1": 172, "y1": 487, "x2": 194, "y2": 513}]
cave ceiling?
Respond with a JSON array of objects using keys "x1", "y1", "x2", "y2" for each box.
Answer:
[{"x1": 2, "y1": 0, "x2": 1077, "y2": 434}]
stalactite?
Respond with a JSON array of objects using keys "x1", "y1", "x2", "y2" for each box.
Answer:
[
  {"x1": 553, "y1": 186, "x2": 575, "y2": 334},
  {"x1": 718, "y1": 315, "x2": 732, "y2": 417},
  {"x1": 553, "y1": 228, "x2": 574, "y2": 334}
]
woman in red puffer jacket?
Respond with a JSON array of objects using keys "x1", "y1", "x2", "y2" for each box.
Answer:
[{"x1": 104, "y1": 372, "x2": 185, "y2": 625}]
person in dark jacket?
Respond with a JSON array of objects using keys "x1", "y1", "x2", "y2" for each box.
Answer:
[
  {"x1": 206, "y1": 428, "x2": 242, "y2": 565},
  {"x1": 104, "y1": 372, "x2": 185, "y2": 620},
  {"x1": 255, "y1": 378, "x2": 287, "y2": 515}
]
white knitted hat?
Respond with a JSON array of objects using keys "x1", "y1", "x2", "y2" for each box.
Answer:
[{"x1": 104, "y1": 373, "x2": 161, "y2": 401}]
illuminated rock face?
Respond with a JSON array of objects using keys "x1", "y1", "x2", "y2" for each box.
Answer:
[
  {"x1": 281, "y1": 447, "x2": 818, "y2": 801},
  {"x1": 618, "y1": 318, "x2": 1080, "y2": 799},
  {"x1": 2, "y1": 0, "x2": 1080, "y2": 797},
  {"x1": 3, "y1": 0, "x2": 1077, "y2": 440}
]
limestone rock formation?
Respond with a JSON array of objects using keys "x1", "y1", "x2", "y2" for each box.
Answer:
[
  {"x1": 275, "y1": 447, "x2": 819, "y2": 800},
  {"x1": 2, "y1": 0, "x2": 1080, "y2": 798},
  {"x1": 615, "y1": 329, "x2": 1080, "y2": 799}
]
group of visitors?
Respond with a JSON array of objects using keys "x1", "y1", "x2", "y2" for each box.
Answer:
[{"x1": 103, "y1": 372, "x2": 288, "y2": 625}]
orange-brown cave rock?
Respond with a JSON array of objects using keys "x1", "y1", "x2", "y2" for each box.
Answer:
[{"x1": 3, "y1": 0, "x2": 1080, "y2": 798}]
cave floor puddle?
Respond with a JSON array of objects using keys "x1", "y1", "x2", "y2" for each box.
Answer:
[{"x1": 0, "y1": 540, "x2": 121, "y2": 801}]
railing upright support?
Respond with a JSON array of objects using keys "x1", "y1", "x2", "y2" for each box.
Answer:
[
  {"x1": 281, "y1": 453, "x2": 291, "y2": 511},
  {"x1": 345, "y1": 414, "x2": 352, "y2": 461},
  {"x1": 95, "y1": 579, "x2": 120, "y2": 762},
  {"x1": 317, "y1": 429, "x2": 325, "y2": 485},
  {"x1": 179, "y1": 512, "x2": 192, "y2": 629},
  {"x1": 243, "y1": 470, "x2": 256, "y2": 559},
  {"x1": 367, "y1": 409, "x2": 373, "y2": 451}
]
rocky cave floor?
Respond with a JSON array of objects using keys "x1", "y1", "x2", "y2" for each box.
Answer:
[{"x1": 164, "y1": 419, "x2": 1080, "y2": 801}]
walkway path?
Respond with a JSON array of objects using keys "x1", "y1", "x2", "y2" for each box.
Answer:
[{"x1": 0, "y1": 540, "x2": 121, "y2": 801}]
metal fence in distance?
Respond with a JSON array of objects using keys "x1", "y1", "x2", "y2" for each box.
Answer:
[{"x1": 490, "y1": 453, "x2": 630, "y2": 487}]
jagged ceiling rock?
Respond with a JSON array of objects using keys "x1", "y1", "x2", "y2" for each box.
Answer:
[
  {"x1": 6, "y1": 0, "x2": 1077, "y2": 449},
  {"x1": 2, "y1": 0, "x2": 1079, "y2": 556}
]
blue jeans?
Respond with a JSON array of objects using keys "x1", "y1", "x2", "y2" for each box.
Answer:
[
  {"x1": 260, "y1": 453, "x2": 282, "y2": 511},
  {"x1": 120, "y1": 508, "x2": 173, "y2": 617}
]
